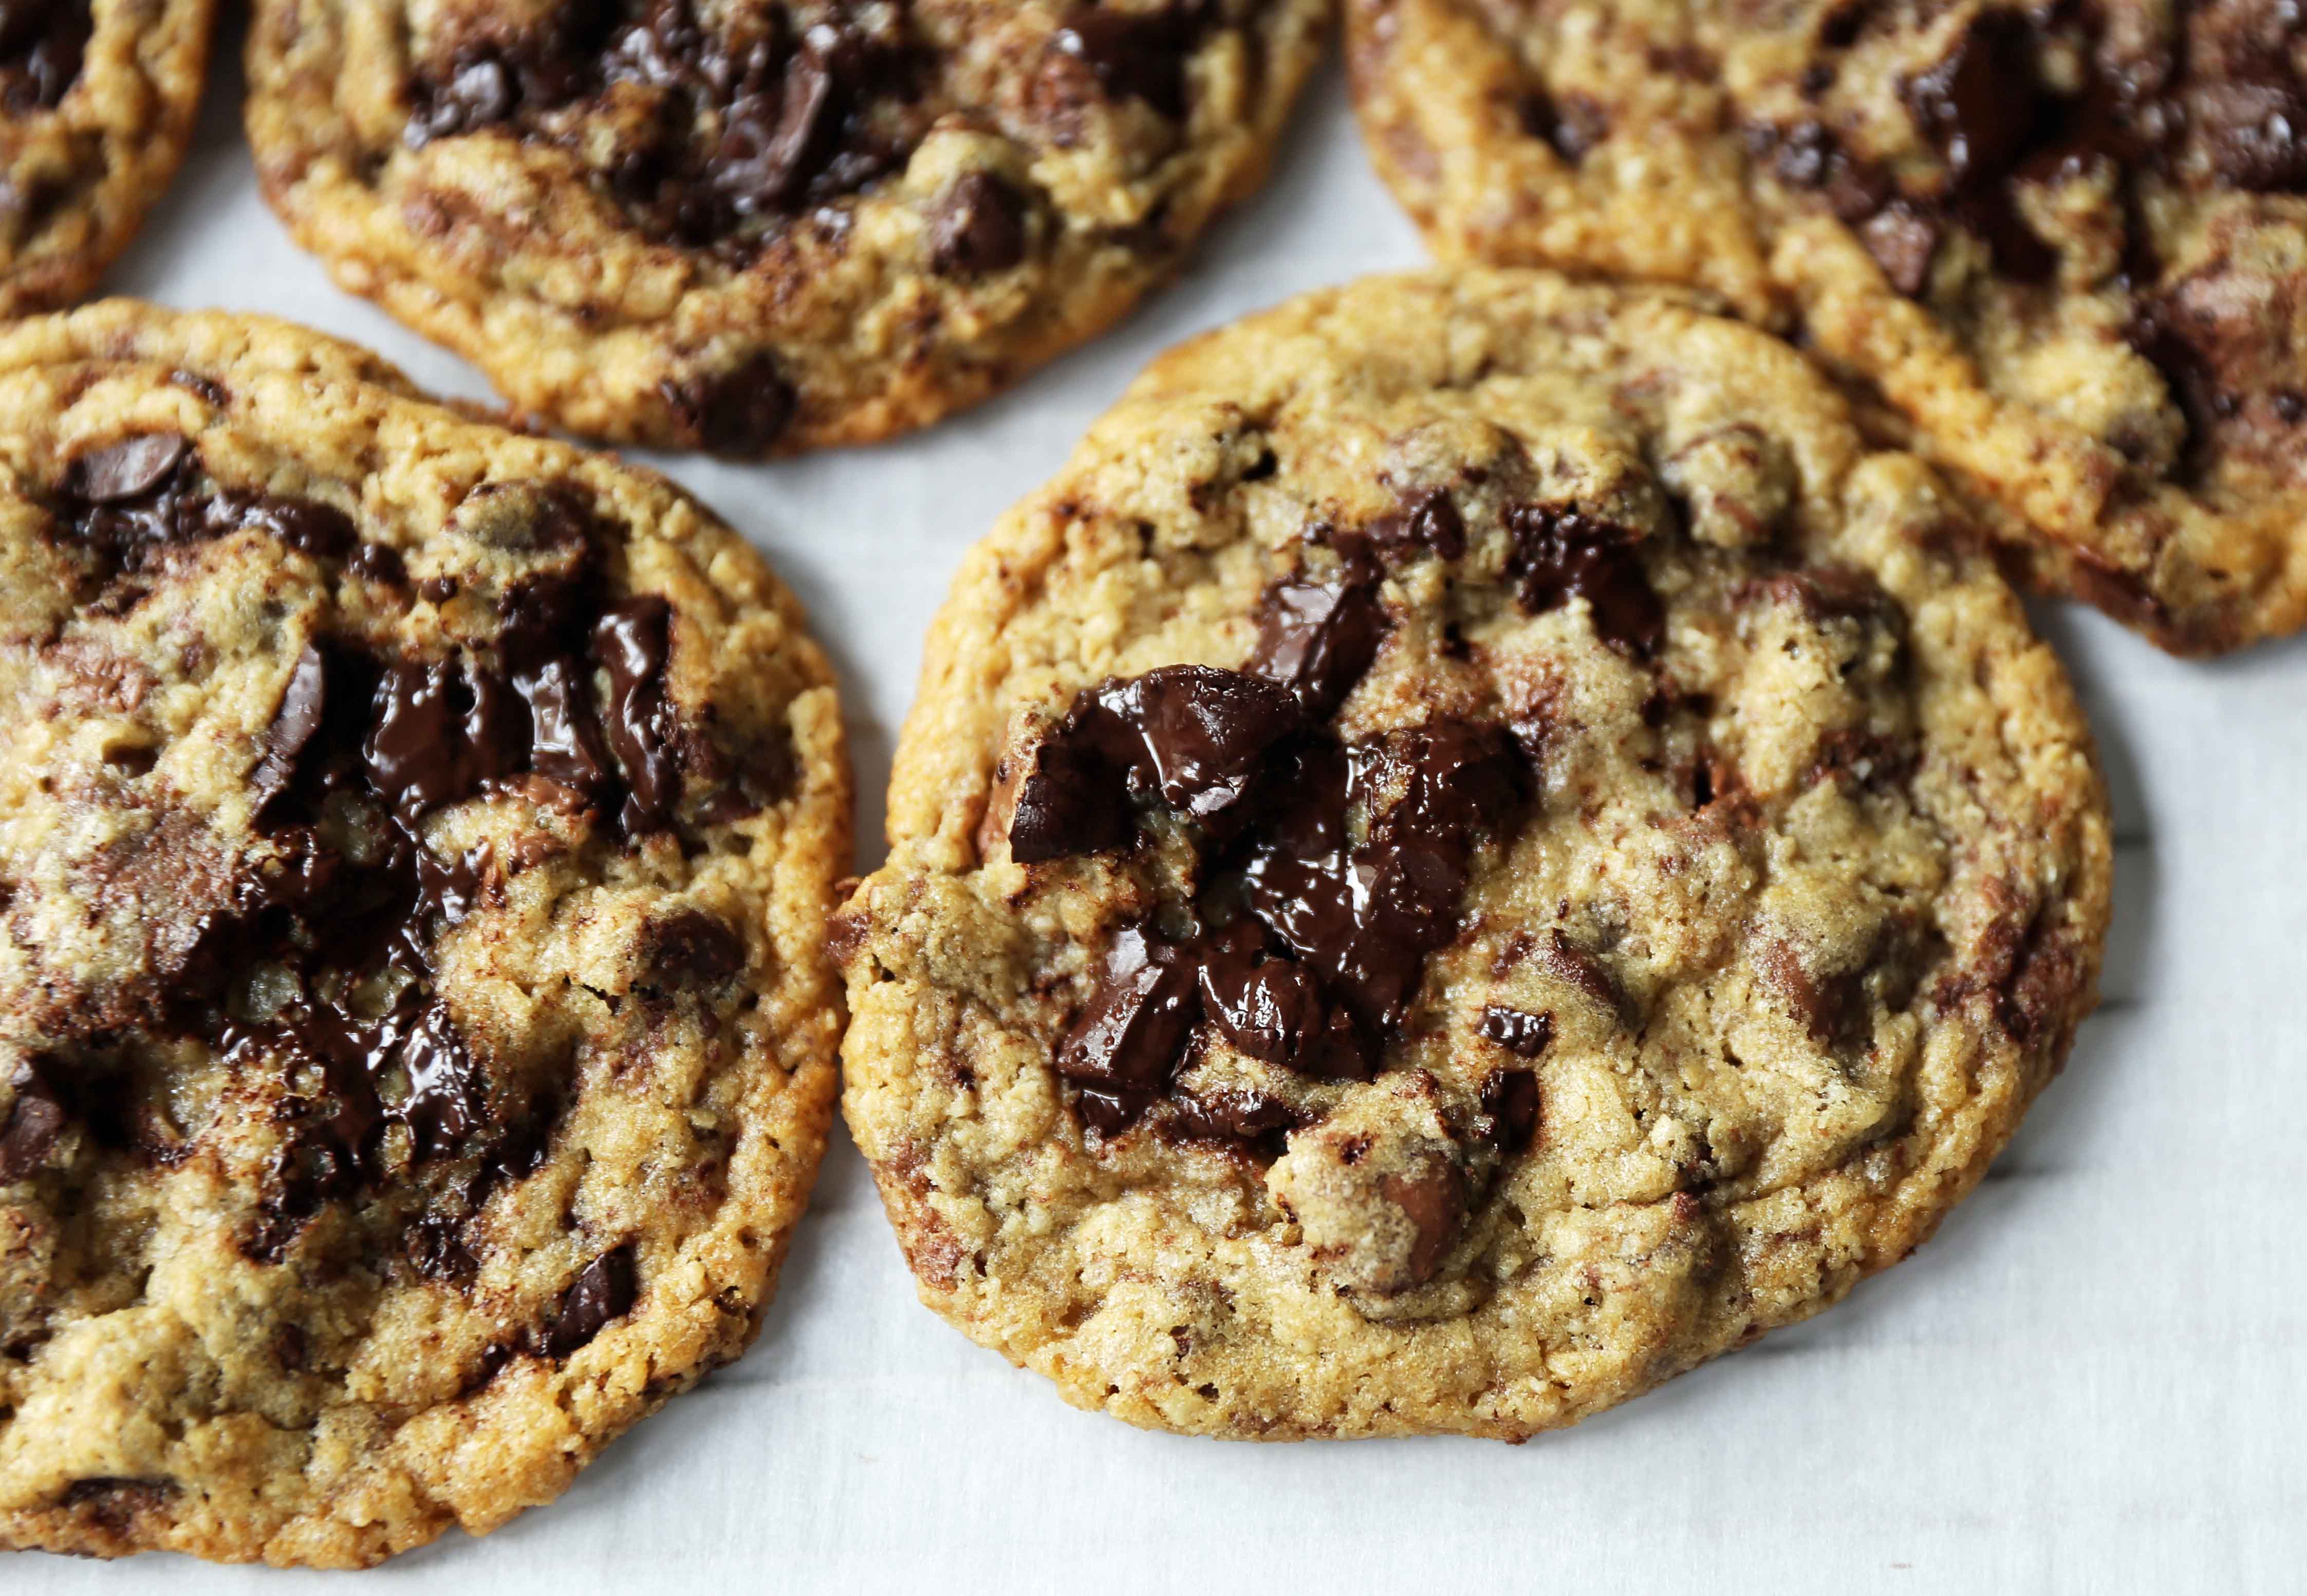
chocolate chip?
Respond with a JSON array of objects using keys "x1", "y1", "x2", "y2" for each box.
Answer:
[
  {"x1": 649, "y1": 910, "x2": 746, "y2": 985},
  {"x1": 1518, "y1": 86, "x2": 1610, "y2": 163},
  {"x1": 1477, "y1": 1005, "x2": 1553, "y2": 1057},
  {"x1": 0, "y1": 1061, "x2": 66, "y2": 1180},
  {"x1": 927, "y1": 171, "x2": 1029, "y2": 276},
  {"x1": 661, "y1": 354, "x2": 796, "y2": 455},
  {"x1": 543, "y1": 1244, "x2": 639, "y2": 1359},
  {"x1": 594, "y1": 596, "x2": 681, "y2": 832},
  {"x1": 1505, "y1": 505, "x2": 1665, "y2": 658},
  {"x1": 1244, "y1": 570, "x2": 1389, "y2": 717},
  {"x1": 1057, "y1": 927, "x2": 1199, "y2": 1095},
  {"x1": 1479, "y1": 1067, "x2": 1540, "y2": 1153}
]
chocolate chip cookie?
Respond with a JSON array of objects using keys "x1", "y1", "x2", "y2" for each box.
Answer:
[
  {"x1": 835, "y1": 270, "x2": 2110, "y2": 1440},
  {"x1": 244, "y1": 0, "x2": 1328, "y2": 456},
  {"x1": 0, "y1": 303, "x2": 850, "y2": 1563},
  {"x1": 1347, "y1": 0, "x2": 2307, "y2": 654},
  {"x1": 0, "y1": 0, "x2": 215, "y2": 316}
]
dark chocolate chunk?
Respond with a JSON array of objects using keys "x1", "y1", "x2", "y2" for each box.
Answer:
[
  {"x1": 1505, "y1": 505, "x2": 1665, "y2": 658},
  {"x1": 1478, "y1": 1004, "x2": 1554, "y2": 1057},
  {"x1": 1001, "y1": 730, "x2": 1133, "y2": 862},
  {"x1": 1244, "y1": 570, "x2": 1389, "y2": 717},
  {"x1": 649, "y1": 909, "x2": 746, "y2": 985},
  {"x1": 1050, "y1": 2, "x2": 1205, "y2": 120},
  {"x1": 927, "y1": 170, "x2": 1029, "y2": 276},
  {"x1": 0, "y1": 1060, "x2": 66, "y2": 1180},
  {"x1": 1361, "y1": 489, "x2": 1466, "y2": 562},
  {"x1": 661, "y1": 354, "x2": 796, "y2": 454},
  {"x1": 250, "y1": 643, "x2": 330, "y2": 808},
  {"x1": 1902, "y1": 11, "x2": 2044, "y2": 185},
  {"x1": 594, "y1": 596, "x2": 681, "y2": 832},
  {"x1": 1479, "y1": 1067, "x2": 1540, "y2": 1153},
  {"x1": 363, "y1": 658, "x2": 518, "y2": 820},
  {"x1": 1057, "y1": 927, "x2": 1199, "y2": 1094},
  {"x1": 1195, "y1": 922, "x2": 1326, "y2": 1066},
  {"x1": 543, "y1": 1244, "x2": 639, "y2": 1359},
  {"x1": 0, "y1": 0, "x2": 89, "y2": 112},
  {"x1": 1161, "y1": 1084, "x2": 1305, "y2": 1155},
  {"x1": 1535, "y1": 929, "x2": 1628, "y2": 1022},
  {"x1": 55, "y1": 1477, "x2": 177, "y2": 1532}
]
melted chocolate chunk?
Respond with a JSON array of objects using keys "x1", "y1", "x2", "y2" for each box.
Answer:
[
  {"x1": 48, "y1": 434, "x2": 359, "y2": 588},
  {"x1": 542, "y1": 1243, "x2": 639, "y2": 1358},
  {"x1": 1477, "y1": 1004, "x2": 1553, "y2": 1057},
  {"x1": 1001, "y1": 729, "x2": 1134, "y2": 862},
  {"x1": 1244, "y1": 569, "x2": 1389, "y2": 717},
  {"x1": 927, "y1": 170, "x2": 1029, "y2": 276},
  {"x1": 1478, "y1": 1066, "x2": 1540, "y2": 1153},
  {"x1": 1160, "y1": 1084, "x2": 1306, "y2": 1157},
  {"x1": 0, "y1": 0, "x2": 88, "y2": 112},
  {"x1": 1505, "y1": 505, "x2": 1665, "y2": 657},
  {"x1": 1096, "y1": 665, "x2": 1301, "y2": 824},
  {"x1": 0, "y1": 1059, "x2": 66, "y2": 1180},
  {"x1": 595, "y1": 596, "x2": 681, "y2": 832}
]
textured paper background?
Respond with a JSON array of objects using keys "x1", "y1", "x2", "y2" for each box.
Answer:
[{"x1": 15, "y1": 28, "x2": 2305, "y2": 1595}]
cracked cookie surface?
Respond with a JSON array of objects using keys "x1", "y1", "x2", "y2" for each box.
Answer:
[
  {"x1": 244, "y1": 0, "x2": 1328, "y2": 455},
  {"x1": 0, "y1": 303, "x2": 850, "y2": 1564},
  {"x1": 836, "y1": 270, "x2": 2110, "y2": 1440},
  {"x1": 1347, "y1": 0, "x2": 2307, "y2": 654},
  {"x1": 0, "y1": 0, "x2": 215, "y2": 316}
]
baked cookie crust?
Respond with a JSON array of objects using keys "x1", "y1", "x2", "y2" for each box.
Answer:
[
  {"x1": 836, "y1": 270, "x2": 2111, "y2": 1440},
  {"x1": 0, "y1": 303, "x2": 850, "y2": 1564},
  {"x1": 0, "y1": 0, "x2": 215, "y2": 316},
  {"x1": 244, "y1": 0, "x2": 1329, "y2": 456},
  {"x1": 1347, "y1": 0, "x2": 2307, "y2": 655}
]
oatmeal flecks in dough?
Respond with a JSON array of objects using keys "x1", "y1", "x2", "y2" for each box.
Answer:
[
  {"x1": 836, "y1": 270, "x2": 2111, "y2": 1441},
  {"x1": 0, "y1": 302, "x2": 851, "y2": 1565},
  {"x1": 0, "y1": 0, "x2": 215, "y2": 315},
  {"x1": 1347, "y1": 0, "x2": 2307, "y2": 654},
  {"x1": 244, "y1": 0, "x2": 1329, "y2": 455}
]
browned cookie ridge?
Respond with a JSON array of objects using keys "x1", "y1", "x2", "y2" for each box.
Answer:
[
  {"x1": 836, "y1": 271, "x2": 2110, "y2": 1440},
  {"x1": 0, "y1": 304, "x2": 850, "y2": 1565},
  {"x1": 1347, "y1": 0, "x2": 2307, "y2": 654},
  {"x1": 244, "y1": 0, "x2": 1330, "y2": 455},
  {"x1": 0, "y1": 0, "x2": 215, "y2": 315}
]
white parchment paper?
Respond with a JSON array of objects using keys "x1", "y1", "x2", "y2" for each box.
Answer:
[{"x1": 14, "y1": 27, "x2": 2305, "y2": 1596}]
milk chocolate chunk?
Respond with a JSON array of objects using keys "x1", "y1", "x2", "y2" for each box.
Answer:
[
  {"x1": 65, "y1": 434, "x2": 187, "y2": 502},
  {"x1": 1506, "y1": 505, "x2": 1665, "y2": 657},
  {"x1": 0, "y1": 1060, "x2": 66, "y2": 1180}
]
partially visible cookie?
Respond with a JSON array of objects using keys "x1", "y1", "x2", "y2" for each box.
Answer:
[
  {"x1": 0, "y1": 0, "x2": 215, "y2": 316},
  {"x1": 1346, "y1": 0, "x2": 2307, "y2": 654},
  {"x1": 0, "y1": 304, "x2": 850, "y2": 1565},
  {"x1": 243, "y1": 0, "x2": 1329, "y2": 456},
  {"x1": 837, "y1": 270, "x2": 2111, "y2": 1440}
]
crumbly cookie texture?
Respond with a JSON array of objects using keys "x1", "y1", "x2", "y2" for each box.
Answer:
[
  {"x1": 0, "y1": 303, "x2": 851, "y2": 1565},
  {"x1": 837, "y1": 270, "x2": 2111, "y2": 1441},
  {"x1": 1346, "y1": 0, "x2": 2307, "y2": 655},
  {"x1": 0, "y1": 0, "x2": 215, "y2": 316},
  {"x1": 244, "y1": 0, "x2": 1328, "y2": 456}
]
